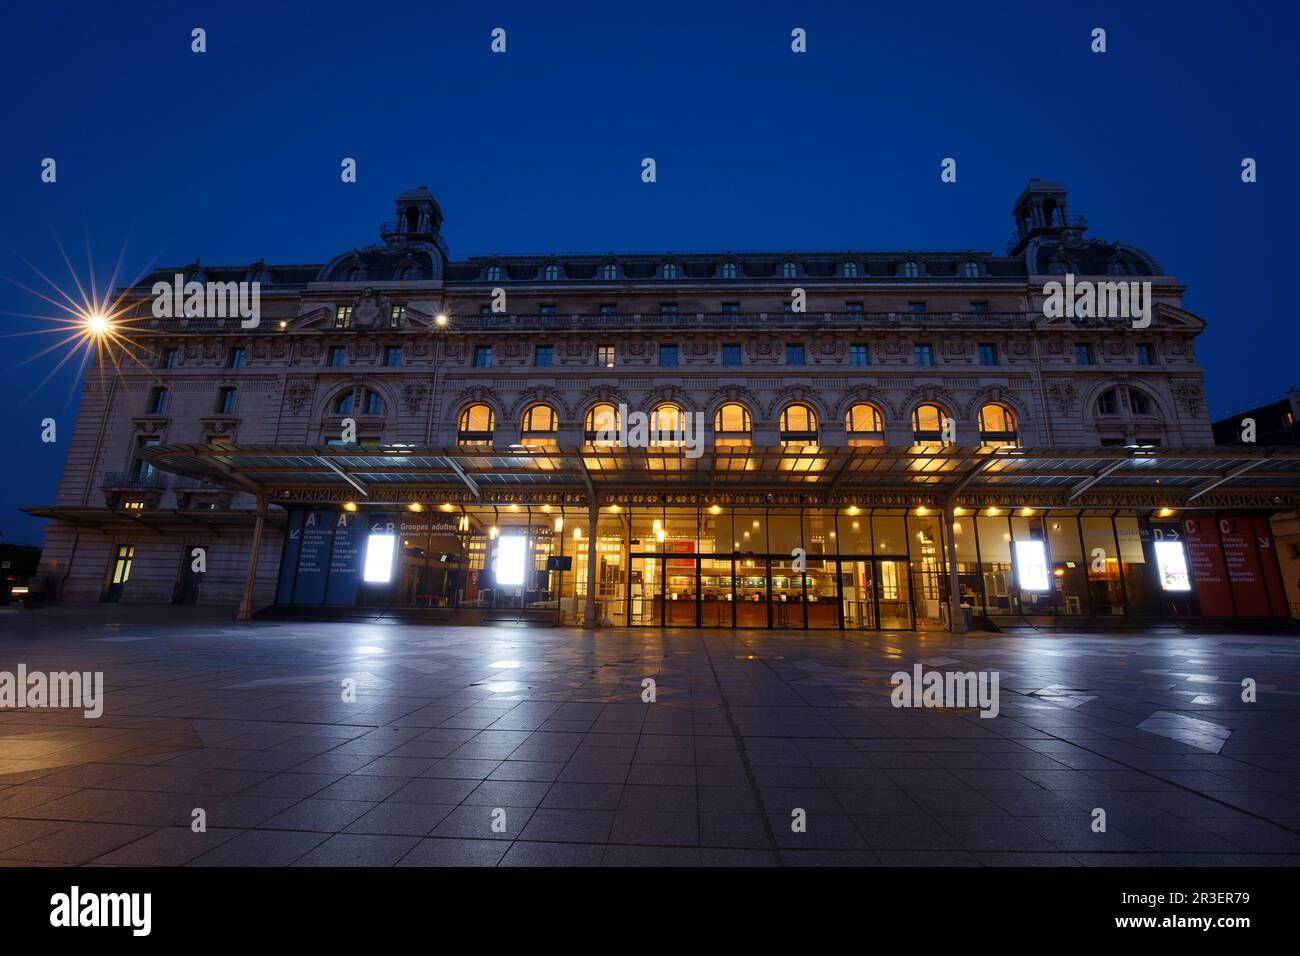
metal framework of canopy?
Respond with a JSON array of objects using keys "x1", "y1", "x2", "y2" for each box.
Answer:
[
  {"x1": 123, "y1": 442, "x2": 1300, "y2": 625},
  {"x1": 139, "y1": 442, "x2": 1300, "y2": 512}
]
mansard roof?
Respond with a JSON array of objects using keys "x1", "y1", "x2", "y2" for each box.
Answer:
[{"x1": 125, "y1": 179, "x2": 1167, "y2": 293}]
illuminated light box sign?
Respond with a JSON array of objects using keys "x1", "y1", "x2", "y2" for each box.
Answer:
[
  {"x1": 1154, "y1": 539, "x2": 1192, "y2": 592},
  {"x1": 363, "y1": 532, "x2": 397, "y2": 583},
  {"x1": 494, "y1": 535, "x2": 527, "y2": 587},
  {"x1": 1014, "y1": 539, "x2": 1050, "y2": 591}
]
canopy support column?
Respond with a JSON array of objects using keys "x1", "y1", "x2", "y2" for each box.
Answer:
[
  {"x1": 943, "y1": 505, "x2": 967, "y2": 634},
  {"x1": 584, "y1": 500, "x2": 599, "y2": 627},
  {"x1": 237, "y1": 494, "x2": 268, "y2": 621}
]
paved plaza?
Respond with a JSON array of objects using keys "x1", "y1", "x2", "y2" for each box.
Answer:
[{"x1": 1, "y1": 606, "x2": 1298, "y2": 867}]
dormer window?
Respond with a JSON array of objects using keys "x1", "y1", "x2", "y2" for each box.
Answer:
[
  {"x1": 1049, "y1": 261, "x2": 1069, "y2": 276},
  {"x1": 485, "y1": 265, "x2": 503, "y2": 281},
  {"x1": 721, "y1": 261, "x2": 737, "y2": 279},
  {"x1": 901, "y1": 260, "x2": 921, "y2": 278},
  {"x1": 1107, "y1": 258, "x2": 1128, "y2": 275},
  {"x1": 962, "y1": 260, "x2": 980, "y2": 277},
  {"x1": 601, "y1": 263, "x2": 618, "y2": 280},
  {"x1": 543, "y1": 264, "x2": 560, "y2": 280},
  {"x1": 662, "y1": 262, "x2": 679, "y2": 279},
  {"x1": 841, "y1": 261, "x2": 860, "y2": 277},
  {"x1": 782, "y1": 261, "x2": 798, "y2": 279}
]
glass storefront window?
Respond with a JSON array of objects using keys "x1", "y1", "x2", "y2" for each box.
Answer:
[
  {"x1": 699, "y1": 505, "x2": 729, "y2": 554},
  {"x1": 873, "y1": 513, "x2": 907, "y2": 555},
  {"x1": 977, "y1": 513, "x2": 1014, "y2": 614},
  {"x1": 1047, "y1": 516, "x2": 1088, "y2": 616},
  {"x1": 768, "y1": 510, "x2": 803, "y2": 554},
  {"x1": 735, "y1": 509, "x2": 766, "y2": 554},
  {"x1": 908, "y1": 513, "x2": 947, "y2": 628},
  {"x1": 1081, "y1": 516, "x2": 1123, "y2": 614},
  {"x1": 806, "y1": 509, "x2": 837, "y2": 557},
  {"x1": 951, "y1": 511, "x2": 983, "y2": 615},
  {"x1": 838, "y1": 508, "x2": 871, "y2": 554}
]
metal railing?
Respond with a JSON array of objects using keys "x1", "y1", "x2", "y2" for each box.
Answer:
[{"x1": 102, "y1": 472, "x2": 168, "y2": 490}]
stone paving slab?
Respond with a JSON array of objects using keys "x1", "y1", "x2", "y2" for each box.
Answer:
[{"x1": 0, "y1": 605, "x2": 1298, "y2": 866}]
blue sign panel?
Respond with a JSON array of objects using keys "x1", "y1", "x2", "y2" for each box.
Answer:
[
  {"x1": 292, "y1": 510, "x2": 335, "y2": 605},
  {"x1": 275, "y1": 510, "x2": 305, "y2": 604},
  {"x1": 325, "y1": 512, "x2": 365, "y2": 605}
]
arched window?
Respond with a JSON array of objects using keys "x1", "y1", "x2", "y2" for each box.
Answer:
[
  {"x1": 1128, "y1": 388, "x2": 1153, "y2": 416},
  {"x1": 721, "y1": 261, "x2": 737, "y2": 279},
  {"x1": 782, "y1": 261, "x2": 798, "y2": 279},
  {"x1": 601, "y1": 263, "x2": 618, "y2": 280},
  {"x1": 845, "y1": 403, "x2": 885, "y2": 446},
  {"x1": 348, "y1": 266, "x2": 367, "y2": 282},
  {"x1": 457, "y1": 403, "x2": 494, "y2": 446},
  {"x1": 714, "y1": 403, "x2": 751, "y2": 446},
  {"x1": 1107, "y1": 259, "x2": 1126, "y2": 275},
  {"x1": 962, "y1": 260, "x2": 980, "y2": 277},
  {"x1": 901, "y1": 260, "x2": 921, "y2": 278},
  {"x1": 333, "y1": 391, "x2": 354, "y2": 415},
  {"x1": 402, "y1": 266, "x2": 421, "y2": 280},
  {"x1": 520, "y1": 403, "x2": 558, "y2": 446},
  {"x1": 779, "y1": 403, "x2": 818, "y2": 446},
  {"x1": 662, "y1": 262, "x2": 678, "y2": 279},
  {"x1": 912, "y1": 403, "x2": 950, "y2": 446},
  {"x1": 1049, "y1": 261, "x2": 1069, "y2": 276},
  {"x1": 841, "y1": 261, "x2": 860, "y2": 278},
  {"x1": 543, "y1": 264, "x2": 560, "y2": 280},
  {"x1": 1096, "y1": 389, "x2": 1120, "y2": 416},
  {"x1": 364, "y1": 391, "x2": 383, "y2": 416},
  {"x1": 584, "y1": 403, "x2": 619, "y2": 443},
  {"x1": 485, "y1": 265, "x2": 503, "y2": 281},
  {"x1": 650, "y1": 403, "x2": 685, "y2": 446},
  {"x1": 977, "y1": 403, "x2": 1019, "y2": 448}
]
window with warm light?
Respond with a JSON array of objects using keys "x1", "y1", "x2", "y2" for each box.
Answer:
[
  {"x1": 978, "y1": 402, "x2": 1019, "y2": 448},
  {"x1": 457, "y1": 403, "x2": 495, "y2": 446},
  {"x1": 651, "y1": 403, "x2": 685, "y2": 446},
  {"x1": 845, "y1": 403, "x2": 885, "y2": 446},
  {"x1": 912, "y1": 402, "x2": 950, "y2": 446},
  {"x1": 584, "y1": 403, "x2": 619, "y2": 443},
  {"x1": 520, "y1": 403, "x2": 558, "y2": 446},
  {"x1": 779, "y1": 403, "x2": 818, "y2": 446},
  {"x1": 714, "y1": 403, "x2": 751, "y2": 446}
]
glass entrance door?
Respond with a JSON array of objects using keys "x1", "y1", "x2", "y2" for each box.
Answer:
[
  {"x1": 665, "y1": 557, "x2": 698, "y2": 626},
  {"x1": 769, "y1": 558, "x2": 806, "y2": 628},
  {"x1": 841, "y1": 559, "x2": 876, "y2": 629},
  {"x1": 630, "y1": 556, "x2": 661, "y2": 625},
  {"x1": 875, "y1": 559, "x2": 913, "y2": 629},
  {"x1": 699, "y1": 556, "x2": 734, "y2": 626}
]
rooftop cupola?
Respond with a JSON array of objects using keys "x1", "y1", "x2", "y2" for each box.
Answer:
[
  {"x1": 382, "y1": 186, "x2": 444, "y2": 246},
  {"x1": 1008, "y1": 179, "x2": 1085, "y2": 254}
]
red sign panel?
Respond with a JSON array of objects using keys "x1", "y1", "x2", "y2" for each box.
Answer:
[
  {"x1": 1251, "y1": 516, "x2": 1288, "y2": 617},
  {"x1": 1182, "y1": 517, "x2": 1233, "y2": 617},
  {"x1": 1218, "y1": 516, "x2": 1271, "y2": 617}
]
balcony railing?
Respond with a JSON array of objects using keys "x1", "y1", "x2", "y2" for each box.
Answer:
[
  {"x1": 449, "y1": 311, "x2": 1036, "y2": 332},
  {"x1": 117, "y1": 310, "x2": 1039, "y2": 334},
  {"x1": 102, "y1": 472, "x2": 168, "y2": 491}
]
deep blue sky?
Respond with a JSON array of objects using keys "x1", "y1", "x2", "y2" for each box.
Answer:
[{"x1": 2, "y1": 0, "x2": 1297, "y2": 542}]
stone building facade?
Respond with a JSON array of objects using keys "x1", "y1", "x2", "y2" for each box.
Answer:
[{"x1": 28, "y1": 180, "x2": 1238, "y2": 626}]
